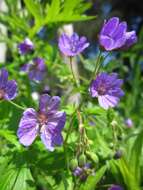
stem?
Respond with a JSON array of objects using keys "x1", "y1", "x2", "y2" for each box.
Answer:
[
  {"x1": 91, "y1": 51, "x2": 102, "y2": 79},
  {"x1": 64, "y1": 98, "x2": 84, "y2": 145},
  {"x1": 8, "y1": 100, "x2": 26, "y2": 111},
  {"x1": 63, "y1": 143, "x2": 70, "y2": 172},
  {"x1": 69, "y1": 57, "x2": 79, "y2": 88},
  {"x1": 111, "y1": 124, "x2": 117, "y2": 152}
]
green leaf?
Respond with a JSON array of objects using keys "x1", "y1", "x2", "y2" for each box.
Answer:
[
  {"x1": 45, "y1": 0, "x2": 60, "y2": 22},
  {"x1": 79, "y1": 165, "x2": 107, "y2": 190},
  {"x1": 0, "y1": 13, "x2": 29, "y2": 32},
  {"x1": 0, "y1": 129, "x2": 20, "y2": 147},
  {"x1": 23, "y1": 0, "x2": 42, "y2": 22},
  {"x1": 112, "y1": 158, "x2": 140, "y2": 190},
  {"x1": 129, "y1": 130, "x2": 143, "y2": 183},
  {"x1": 44, "y1": 0, "x2": 95, "y2": 24},
  {"x1": 0, "y1": 164, "x2": 35, "y2": 190}
]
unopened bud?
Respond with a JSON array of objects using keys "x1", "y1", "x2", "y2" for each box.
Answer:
[
  {"x1": 70, "y1": 159, "x2": 78, "y2": 171},
  {"x1": 78, "y1": 154, "x2": 86, "y2": 167},
  {"x1": 86, "y1": 151, "x2": 99, "y2": 164},
  {"x1": 114, "y1": 150, "x2": 123, "y2": 159},
  {"x1": 111, "y1": 120, "x2": 118, "y2": 127}
]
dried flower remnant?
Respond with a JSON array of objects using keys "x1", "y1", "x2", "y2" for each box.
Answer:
[
  {"x1": 58, "y1": 33, "x2": 89, "y2": 57},
  {"x1": 89, "y1": 73, "x2": 124, "y2": 110},
  {"x1": 99, "y1": 17, "x2": 137, "y2": 51},
  {"x1": 18, "y1": 38, "x2": 34, "y2": 55},
  {"x1": 21, "y1": 57, "x2": 46, "y2": 82},
  {"x1": 17, "y1": 94, "x2": 66, "y2": 151},
  {"x1": 0, "y1": 69, "x2": 17, "y2": 100}
]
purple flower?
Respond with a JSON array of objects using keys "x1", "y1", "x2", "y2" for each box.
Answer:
[
  {"x1": 99, "y1": 17, "x2": 137, "y2": 51},
  {"x1": 89, "y1": 73, "x2": 124, "y2": 110},
  {"x1": 58, "y1": 33, "x2": 89, "y2": 57},
  {"x1": 125, "y1": 118, "x2": 133, "y2": 128},
  {"x1": 73, "y1": 167, "x2": 83, "y2": 176},
  {"x1": 108, "y1": 185, "x2": 124, "y2": 190},
  {"x1": 21, "y1": 57, "x2": 46, "y2": 82},
  {"x1": 0, "y1": 69, "x2": 17, "y2": 100},
  {"x1": 73, "y1": 163, "x2": 94, "y2": 181},
  {"x1": 18, "y1": 38, "x2": 34, "y2": 55},
  {"x1": 17, "y1": 94, "x2": 66, "y2": 151}
]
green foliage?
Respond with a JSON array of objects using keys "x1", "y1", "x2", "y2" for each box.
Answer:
[
  {"x1": 110, "y1": 158, "x2": 140, "y2": 190},
  {"x1": 79, "y1": 165, "x2": 107, "y2": 190},
  {"x1": 23, "y1": 0, "x2": 95, "y2": 36},
  {"x1": 0, "y1": 0, "x2": 143, "y2": 190},
  {"x1": 0, "y1": 164, "x2": 35, "y2": 190},
  {"x1": 128, "y1": 130, "x2": 143, "y2": 184}
]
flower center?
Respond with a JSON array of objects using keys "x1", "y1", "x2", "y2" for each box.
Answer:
[
  {"x1": 71, "y1": 41, "x2": 78, "y2": 52},
  {"x1": 0, "y1": 89, "x2": 5, "y2": 100},
  {"x1": 38, "y1": 112, "x2": 48, "y2": 125},
  {"x1": 98, "y1": 85, "x2": 106, "y2": 95}
]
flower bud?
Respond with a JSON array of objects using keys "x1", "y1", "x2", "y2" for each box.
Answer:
[
  {"x1": 86, "y1": 151, "x2": 99, "y2": 164},
  {"x1": 114, "y1": 150, "x2": 123, "y2": 159},
  {"x1": 111, "y1": 120, "x2": 118, "y2": 127},
  {"x1": 69, "y1": 159, "x2": 78, "y2": 171},
  {"x1": 78, "y1": 154, "x2": 86, "y2": 167}
]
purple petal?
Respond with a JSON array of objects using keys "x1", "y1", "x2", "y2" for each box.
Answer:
[
  {"x1": 112, "y1": 22, "x2": 127, "y2": 40},
  {"x1": 28, "y1": 70, "x2": 36, "y2": 80},
  {"x1": 39, "y1": 94, "x2": 61, "y2": 113},
  {"x1": 48, "y1": 96, "x2": 61, "y2": 111},
  {"x1": 58, "y1": 33, "x2": 89, "y2": 56},
  {"x1": 98, "y1": 95, "x2": 119, "y2": 110},
  {"x1": 73, "y1": 167, "x2": 83, "y2": 176},
  {"x1": 99, "y1": 35, "x2": 114, "y2": 51},
  {"x1": 33, "y1": 57, "x2": 46, "y2": 71},
  {"x1": 4, "y1": 80, "x2": 17, "y2": 100},
  {"x1": 33, "y1": 71, "x2": 44, "y2": 81},
  {"x1": 18, "y1": 38, "x2": 34, "y2": 55},
  {"x1": 24, "y1": 38, "x2": 34, "y2": 47},
  {"x1": 71, "y1": 33, "x2": 79, "y2": 41},
  {"x1": 40, "y1": 111, "x2": 66, "y2": 150},
  {"x1": 78, "y1": 36, "x2": 90, "y2": 52},
  {"x1": 89, "y1": 83, "x2": 98, "y2": 97},
  {"x1": 100, "y1": 17, "x2": 119, "y2": 36},
  {"x1": 17, "y1": 108, "x2": 38, "y2": 146},
  {"x1": 58, "y1": 33, "x2": 71, "y2": 56},
  {"x1": 0, "y1": 69, "x2": 8, "y2": 89},
  {"x1": 123, "y1": 31, "x2": 137, "y2": 48},
  {"x1": 21, "y1": 64, "x2": 31, "y2": 72},
  {"x1": 114, "y1": 36, "x2": 126, "y2": 49},
  {"x1": 48, "y1": 111, "x2": 66, "y2": 131},
  {"x1": 40, "y1": 128, "x2": 55, "y2": 151},
  {"x1": 39, "y1": 94, "x2": 51, "y2": 113},
  {"x1": 108, "y1": 88, "x2": 124, "y2": 97}
]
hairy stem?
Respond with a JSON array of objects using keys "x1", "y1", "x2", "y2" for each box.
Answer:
[
  {"x1": 69, "y1": 57, "x2": 79, "y2": 88},
  {"x1": 8, "y1": 100, "x2": 26, "y2": 111}
]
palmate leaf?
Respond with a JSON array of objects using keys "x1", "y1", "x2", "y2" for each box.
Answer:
[
  {"x1": 0, "y1": 13, "x2": 29, "y2": 32},
  {"x1": 44, "y1": 0, "x2": 95, "y2": 23},
  {"x1": 23, "y1": 0, "x2": 42, "y2": 23},
  {"x1": 23, "y1": 0, "x2": 96, "y2": 36},
  {"x1": 0, "y1": 164, "x2": 35, "y2": 190}
]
